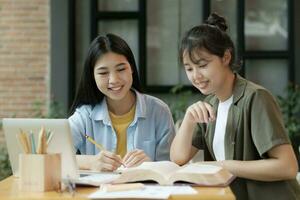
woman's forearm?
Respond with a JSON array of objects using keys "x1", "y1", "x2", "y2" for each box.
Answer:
[
  {"x1": 222, "y1": 144, "x2": 298, "y2": 181},
  {"x1": 170, "y1": 115, "x2": 198, "y2": 165},
  {"x1": 223, "y1": 159, "x2": 296, "y2": 181}
]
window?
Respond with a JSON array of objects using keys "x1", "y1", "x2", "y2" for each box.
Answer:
[
  {"x1": 92, "y1": 0, "x2": 205, "y2": 92},
  {"x1": 211, "y1": 0, "x2": 293, "y2": 96},
  {"x1": 91, "y1": 0, "x2": 146, "y2": 76},
  {"x1": 146, "y1": 0, "x2": 204, "y2": 92},
  {"x1": 88, "y1": 0, "x2": 294, "y2": 95}
]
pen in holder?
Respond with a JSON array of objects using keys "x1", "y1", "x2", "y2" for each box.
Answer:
[{"x1": 18, "y1": 127, "x2": 61, "y2": 192}]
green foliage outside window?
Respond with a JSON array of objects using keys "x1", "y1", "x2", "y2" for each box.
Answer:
[
  {"x1": 0, "y1": 142, "x2": 11, "y2": 181},
  {"x1": 277, "y1": 83, "x2": 300, "y2": 168},
  {"x1": 168, "y1": 85, "x2": 194, "y2": 123},
  {"x1": 167, "y1": 85, "x2": 203, "y2": 132},
  {"x1": 277, "y1": 83, "x2": 300, "y2": 139},
  {"x1": 32, "y1": 100, "x2": 66, "y2": 119}
]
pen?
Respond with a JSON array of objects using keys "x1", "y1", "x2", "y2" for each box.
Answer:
[
  {"x1": 19, "y1": 129, "x2": 31, "y2": 154},
  {"x1": 37, "y1": 126, "x2": 47, "y2": 154},
  {"x1": 17, "y1": 132, "x2": 29, "y2": 154},
  {"x1": 29, "y1": 131, "x2": 36, "y2": 154},
  {"x1": 84, "y1": 134, "x2": 126, "y2": 167},
  {"x1": 84, "y1": 134, "x2": 105, "y2": 151},
  {"x1": 47, "y1": 131, "x2": 54, "y2": 145}
]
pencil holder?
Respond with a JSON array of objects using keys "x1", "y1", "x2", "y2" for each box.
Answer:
[{"x1": 19, "y1": 153, "x2": 61, "y2": 192}]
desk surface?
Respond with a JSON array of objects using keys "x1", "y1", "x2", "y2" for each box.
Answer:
[{"x1": 0, "y1": 176, "x2": 235, "y2": 200}]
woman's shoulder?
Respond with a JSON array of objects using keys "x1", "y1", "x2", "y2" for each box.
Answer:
[
  {"x1": 139, "y1": 93, "x2": 170, "y2": 110},
  {"x1": 71, "y1": 104, "x2": 95, "y2": 117},
  {"x1": 243, "y1": 79, "x2": 274, "y2": 99},
  {"x1": 202, "y1": 78, "x2": 275, "y2": 105},
  {"x1": 234, "y1": 79, "x2": 279, "y2": 111},
  {"x1": 68, "y1": 104, "x2": 94, "y2": 123}
]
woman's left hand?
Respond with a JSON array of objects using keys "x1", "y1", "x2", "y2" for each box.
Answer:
[{"x1": 122, "y1": 149, "x2": 151, "y2": 167}]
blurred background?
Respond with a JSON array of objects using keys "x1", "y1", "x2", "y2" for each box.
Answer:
[{"x1": 0, "y1": 0, "x2": 299, "y2": 180}]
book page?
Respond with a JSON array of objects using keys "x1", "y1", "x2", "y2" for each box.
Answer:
[
  {"x1": 141, "y1": 161, "x2": 180, "y2": 177},
  {"x1": 113, "y1": 161, "x2": 181, "y2": 185},
  {"x1": 169, "y1": 163, "x2": 234, "y2": 186},
  {"x1": 177, "y1": 163, "x2": 221, "y2": 174},
  {"x1": 122, "y1": 161, "x2": 180, "y2": 178}
]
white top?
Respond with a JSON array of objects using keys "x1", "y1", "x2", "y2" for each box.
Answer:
[{"x1": 213, "y1": 96, "x2": 233, "y2": 161}]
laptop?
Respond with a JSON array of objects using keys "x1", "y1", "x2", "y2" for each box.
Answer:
[
  {"x1": 3, "y1": 118, "x2": 78, "y2": 180},
  {"x1": 3, "y1": 118, "x2": 119, "y2": 185}
]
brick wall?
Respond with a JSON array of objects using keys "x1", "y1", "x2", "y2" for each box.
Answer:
[{"x1": 0, "y1": 0, "x2": 50, "y2": 143}]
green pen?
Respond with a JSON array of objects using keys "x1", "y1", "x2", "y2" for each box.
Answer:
[{"x1": 29, "y1": 131, "x2": 36, "y2": 154}]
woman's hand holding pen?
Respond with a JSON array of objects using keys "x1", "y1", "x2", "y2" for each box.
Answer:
[
  {"x1": 90, "y1": 150, "x2": 123, "y2": 171},
  {"x1": 122, "y1": 149, "x2": 151, "y2": 168},
  {"x1": 185, "y1": 101, "x2": 215, "y2": 124}
]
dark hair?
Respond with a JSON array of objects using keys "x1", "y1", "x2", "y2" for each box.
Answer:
[
  {"x1": 69, "y1": 33, "x2": 142, "y2": 115},
  {"x1": 179, "y1": 13, "x2": 240, "y2": 71}
]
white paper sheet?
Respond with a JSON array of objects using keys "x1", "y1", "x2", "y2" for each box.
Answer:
[
  {"x1": 76, "y1": 173, "x2": 120, "y2": 186},
  {"x1": 88, "y1": 185, "x2": 197, "y2": 199}
]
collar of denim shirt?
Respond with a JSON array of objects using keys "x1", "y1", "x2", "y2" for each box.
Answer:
[{"x1": 90, "y1": 89, "x2": 147, "y2": 126}]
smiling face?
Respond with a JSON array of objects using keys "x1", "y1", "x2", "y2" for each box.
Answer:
[
  {"x1": 93, "y1": 52, "x2": 133, "y2": 103},
  {"x1": 183, "y1": 49, "x2": 231, "y2": 96}
]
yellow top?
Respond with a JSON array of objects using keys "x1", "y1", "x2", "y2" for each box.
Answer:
[{"x1": 109, "y1": 104, "x2": 136, "y2": 158}]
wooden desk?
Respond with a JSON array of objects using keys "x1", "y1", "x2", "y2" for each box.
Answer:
[{"x1": 0, "y1": 176, "x2": 235, "y2": 200}]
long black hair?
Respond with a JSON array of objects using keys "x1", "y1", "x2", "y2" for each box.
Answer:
[
  {"x1": 69, "y1": 33, "x2": 142, "y2": 115},
  {"x1": 179, "y1": 13, "x2": 240, "y2": 71}
]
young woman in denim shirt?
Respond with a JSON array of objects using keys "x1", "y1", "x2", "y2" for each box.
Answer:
[{"x1": 69, "y1": 34, "x2": 175, "y2": 172}]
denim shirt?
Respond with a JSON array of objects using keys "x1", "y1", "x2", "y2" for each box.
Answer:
[{"x1": 68, "y1": 90, "x2": 175, "y2": 161}]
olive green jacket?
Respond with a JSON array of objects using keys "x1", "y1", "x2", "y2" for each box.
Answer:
[{"x1": 192, "y1": 74, "x2": 300, "y2": 200}]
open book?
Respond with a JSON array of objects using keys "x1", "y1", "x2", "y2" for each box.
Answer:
[{"x1": 112, "y1": 161, "x2": 235, "y2": 186}]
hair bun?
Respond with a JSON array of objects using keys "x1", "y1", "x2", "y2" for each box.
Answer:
[{"x1": 205, "y1": 12, "x2": 228, "y2": 32}]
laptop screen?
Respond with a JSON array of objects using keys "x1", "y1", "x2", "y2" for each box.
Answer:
[{"x1": 3, "y1": 118, "x2": 78, "y2": 179}]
